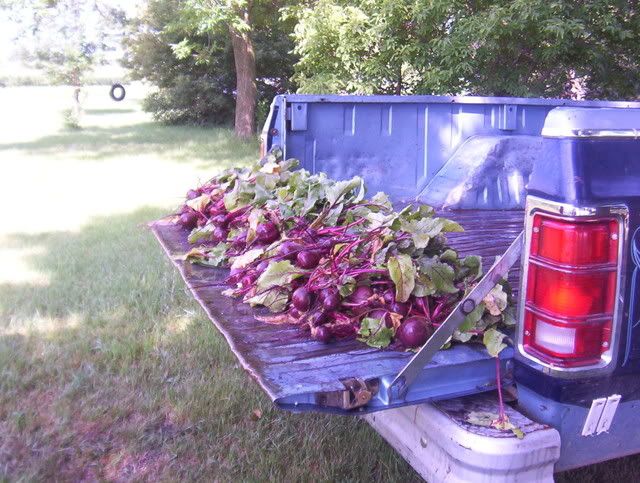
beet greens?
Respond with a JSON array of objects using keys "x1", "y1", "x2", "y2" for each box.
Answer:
[{"x1": 175, "y1": 148, "x2": 515, "y2": 355}]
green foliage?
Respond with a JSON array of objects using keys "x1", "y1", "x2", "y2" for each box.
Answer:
[
  {"x1": 255, "y1": 260, "x2": 304, "y2": 292},
  {"x1": 357, "y1": 316, "x2": 395, "y2": 348},
  {"x1": 292, "y1": 0, "x2": 640, "y2": 99},
  {"x1": 124, "y1": 0, "x2": 297, "y2": 125},
  {"x1": 387, "y1": 254, "x2": 415, "y2": 303},
  {"x1": 182, "y1": 152, "x2": 514, "y2": 352},
  {"x1": 61, "y1": 107, "x2": 81, "y2": 130},
  {"x1": 290, "y1": 0, "x2": 421, "y2": 94},
  {"x1": 422, "y1": 0, "x2": 640, "y2": 98},
  {"x1": 8, "y1": 0, "x2": 124, "y2": 87}
]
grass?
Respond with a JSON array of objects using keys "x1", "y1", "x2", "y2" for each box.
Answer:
[
  {"x1": 0, "y1": 85, "x2": 420, "y2": 481},
  {"x1": 1, "y1": 84, "x2": 639, "y2": 482}
]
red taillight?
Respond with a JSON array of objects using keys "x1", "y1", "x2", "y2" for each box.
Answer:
[
  {"x1": 522, "y1": 213, "x2": 619, "y2": 368},
  {"x1": 528, "y1": 264, "x2": 616, "y2": 317},
  {"x1": 534, "y1": 217, "x2": 617, "y2": 265}
]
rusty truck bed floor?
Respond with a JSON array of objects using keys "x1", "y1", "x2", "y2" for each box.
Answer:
[{"x1": 151, "y1": 210, "x2": 524, "y2": 413}]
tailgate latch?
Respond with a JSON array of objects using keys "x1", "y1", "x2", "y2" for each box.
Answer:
[{"x1": 316, "y1": 378, "x2": 379, "y2": 410}]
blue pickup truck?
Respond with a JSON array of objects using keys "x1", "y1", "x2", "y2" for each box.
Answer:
[
  {"x1": 152, "y1": 93, "x2": 640, "y2": 481},
  {"x1": 259, "y1": 94, "x2": 640, "y2": 479}
]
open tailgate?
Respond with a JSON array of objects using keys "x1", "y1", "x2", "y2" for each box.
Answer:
[{"x1": 151, "y1": 210, "x2": 523, "y2": 414}]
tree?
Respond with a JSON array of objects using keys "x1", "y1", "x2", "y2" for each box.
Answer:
[
  {"x1": 125, "y1": 0, "x2": 296, "y2": 136},
  {"x1": 124, "y1": 0, "x2": 238, "y2": 125},
  {"x1": 292, "y1": 0, "x2": 640, "y2": 100},
  {"x1": 227, "y1": 3, "x2": 257, "y2": 139},
  {"x1": 180, "y1": 0, "x2": 258, "y2": 138},
  {"x1": 291, "y1": 0, "x2": 422, "y2": 95},
  {"x1": 420, "y1": 0, "x2": 640, "y2": 99},
  {"x1": 7, "y1": 0, "x2": 125, "y2": 124}
]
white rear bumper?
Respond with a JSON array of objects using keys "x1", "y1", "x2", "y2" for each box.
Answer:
[{"x1": 365, "y1": 393, "x2": 560, "y2": 482}]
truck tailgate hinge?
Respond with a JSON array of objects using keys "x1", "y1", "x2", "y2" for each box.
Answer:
[{"x1": 316, "y1": 378, "x2": 379, "y2": 410}]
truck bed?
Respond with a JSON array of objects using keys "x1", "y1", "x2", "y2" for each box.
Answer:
[{"x1": 151, "y1": 210, "x2": 523, "y2": 414}]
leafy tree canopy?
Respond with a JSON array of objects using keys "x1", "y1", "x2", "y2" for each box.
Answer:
[
  {"x1": 292, "y1": 0, "x2": 640, "y2": 99},
  {"x1": 124, "y1": 0, "x2": 297, "y2": 130},
  {"x1": 8, "y1": 0, "x2": 125, "y2": 87}
]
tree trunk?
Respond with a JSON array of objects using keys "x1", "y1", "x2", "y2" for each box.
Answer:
[
  {"x1": 71, "y1": 68, "x2": 82, "y2": 125},
  {"x1": 229, "y1": 14, "x2": 257, "y2": 140},
  {"x1": 395, "y1": 66, "x2": 403, "y2": 95}
]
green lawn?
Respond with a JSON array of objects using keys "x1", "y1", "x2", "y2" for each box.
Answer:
[
  {"x1": 1, "y1": 85, "x2": 638, "y2": 481},
  {"x1": 0, "y1": 85, "x2": 419, "y2": 481}
]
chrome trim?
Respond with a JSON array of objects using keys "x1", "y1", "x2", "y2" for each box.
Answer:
[
  {"x1": 515, "y1": 196, "x2": 630, "y2": 378},
  {"x1": 525, "y1": 303, "x2": 612, "y2": 325},
  {"x1": 542, "y1": 128, "x2": 640, "y2": 139},
  {"x1": 528, "y1": 256, "x2": 617, "y2": 274}
]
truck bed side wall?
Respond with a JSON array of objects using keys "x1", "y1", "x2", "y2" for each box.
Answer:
[{"x1": 264, "y1": 94, "x2": 640, "y2": 208}]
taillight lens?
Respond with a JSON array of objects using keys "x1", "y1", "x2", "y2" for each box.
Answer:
[
  {"x1": 534, "y1": 217, "x2": 617, "y2": 265},
  {"x1": 528, "y1": 265, "x2": 616, "y2": 317},
  {"x1": 522, "y1": 213, "x2": 619, "y2": 368}
]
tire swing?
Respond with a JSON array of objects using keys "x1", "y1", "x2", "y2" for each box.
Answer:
[{"x1": 109, "y1": 83, "x2": 126, "y2": 102}]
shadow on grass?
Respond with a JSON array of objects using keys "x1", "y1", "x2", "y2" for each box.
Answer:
[
  {"x1": 556, "y1": 455, "x2": 640, "y2": 483},
  {"x1": 84, "y1": 108, "x2": 137, "y2": 115},
  {"x1": 0, "y1": 122, "x2": 258, "y2": 168},
  {"x1": 4, "y1": 208, "x2": 637, "y2": 481},
  {"x1": 0, "y1": 208, "x2": 419, "y2": 482}
]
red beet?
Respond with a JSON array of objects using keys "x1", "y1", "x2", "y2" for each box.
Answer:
[
  {"x1": 383, "y1": 289, "x2": 396, "y2": 305},
  {"x1": 307, "y1": 310, "x2": 328, "y2": 327},
  {"x1": 349, "y1": 285, "x2": 373, "y2": 304},
  {"x1": 179, "y1": 212, "x2": 197, "y2": 230},
  {"x1": 329, "y1": 324, "x2": 357, "y2": 339},
  {"x1": 212, "y1": 226, "x2": 229, "y2": 242},
  {"x1": 278, "y1": 241, "x2": 302, "y2": 260},
  {"x1": 292, "y1": 287, "x2": 312, "y2": 312},
  {"x1": 296, "y1": 250, "x2": 321, "y2": 269},
  {"x1": 313, "y1": 326, "x2": 332, "y2": 343},
  {"x1": 289, "y1": 307, "x2": 302, "y2": 319},
  {"x1": 397, "y1": 316, "x2": 433, "y2": 348},
  {"x1": 368, "y1": 308, "x2": 392, "y2": 327},
  {"x1": 368, "y1": 308, "x2": 387, "y2": 320},
  {"x1": 186, "y1": 189, "x2": 199, "y2": 200},
  {"x1": 256, "y1": 222, "x2": 279, "y2": 243},
  {"x1": 390, "y1": 301, "x2": 409, "y2": 317},
  {"x1": 320, "y1": 287, "x2": 341, "y2": 311}
]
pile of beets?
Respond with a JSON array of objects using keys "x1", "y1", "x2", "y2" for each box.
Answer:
[{"x1": 172, "y1": 152, "x2": 513, "y2": 351}]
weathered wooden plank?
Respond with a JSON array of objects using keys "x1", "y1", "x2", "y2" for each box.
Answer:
[{"x1": 150, "y1": 210, "x2": 524, "y2": 410}]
